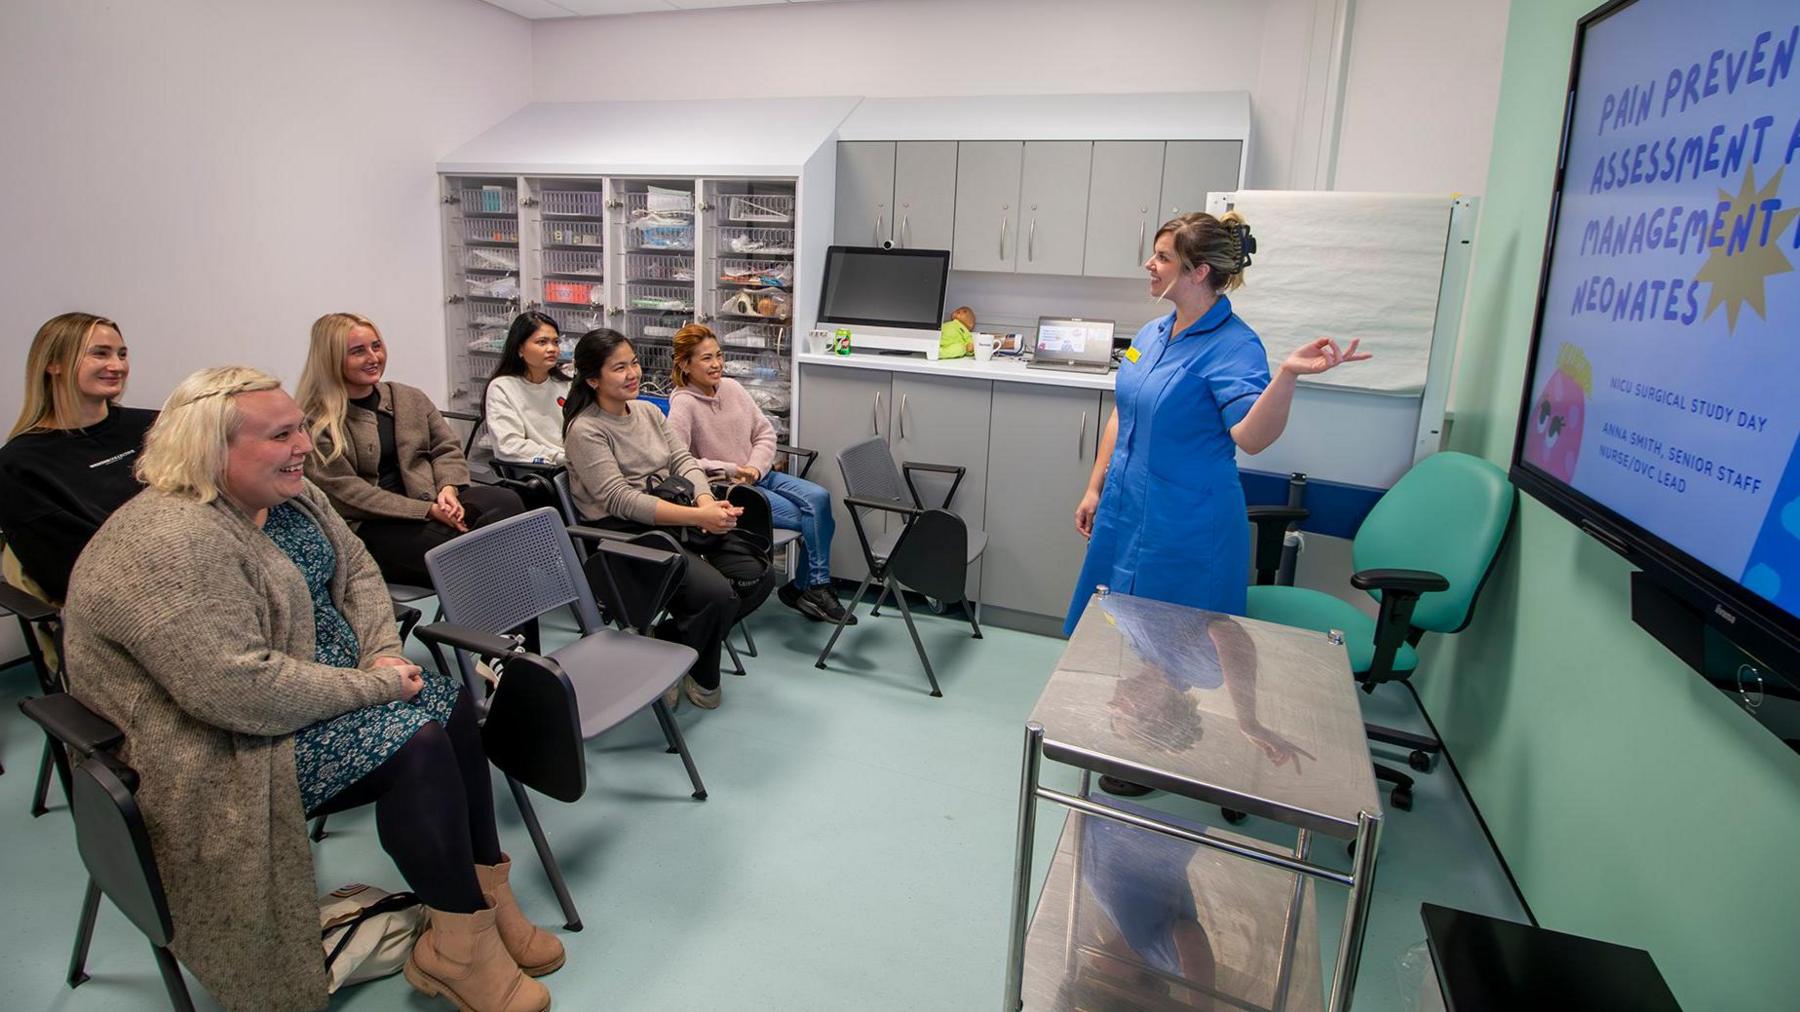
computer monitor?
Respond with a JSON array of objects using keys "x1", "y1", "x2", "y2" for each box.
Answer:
[{"x1": 817, "y1": 246, "x2": 950, "y2": 357}]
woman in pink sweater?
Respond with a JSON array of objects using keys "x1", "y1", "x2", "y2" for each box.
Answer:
[{"x1": 666, "y1": 324, "x2": 852, "y2": 625}]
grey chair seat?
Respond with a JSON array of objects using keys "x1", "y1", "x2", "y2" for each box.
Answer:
[
  {"x1": 549, "y1": 631, "x2": 697, "y2": 740},
  {"x1": 772, "y1": 528, "x2": 800, "y2": 549},
  {"x1": 867, "y1": 527, "x2": 987, "y2": 566}
]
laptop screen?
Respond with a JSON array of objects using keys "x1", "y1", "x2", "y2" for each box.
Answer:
[{"x1": 1035, "y1": 318, "x2": 1115, "y2": 362}]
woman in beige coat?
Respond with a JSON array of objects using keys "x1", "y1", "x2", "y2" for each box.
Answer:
[
  {"x1": 62, "y1": 367, "x2": 559, "y2": 1012},
  {"x1": 296, "y1": 312, "x2": 523, "y2": 586}
]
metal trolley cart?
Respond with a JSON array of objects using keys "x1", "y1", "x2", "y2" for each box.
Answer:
[{"x1": 1004, "y1": 592, "x2": 1385, "y2": 1011}]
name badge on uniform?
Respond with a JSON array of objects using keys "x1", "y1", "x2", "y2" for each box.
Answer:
[{"x1": 1124, "y1": 346, "x2": 1141, "y2": 363}]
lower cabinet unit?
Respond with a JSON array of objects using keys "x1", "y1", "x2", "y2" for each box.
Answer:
[{"x1": 983, "y1": 384, "x2": 1104, "y2": 623}]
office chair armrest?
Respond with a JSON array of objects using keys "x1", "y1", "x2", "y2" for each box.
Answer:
[
  {"x1": 413, "y1": 622, "x2": 523, "y2": 663},
  {"x1": 575, "y1": 535, "x2": 685, "y2": 635},
  {"x1": 566, "y1": 524, "x2": 631, "y2": 545},
  {"x1": 1246, "y1": 506, "x2": 1309, "y2": 587},
  {"x1": 774, "y1": 444, "x2": 818, "y2": 479},
  {"x1": 493, "y1": 458, "x2": 566, "y2": 479},
  {"x1": 901, "y1": 461, "x2": 966, "y2": 510},
  {"x1": 441, "y1": 409, "x2": 480, "y2": 424},
  {"x1": 843, "y1": 496, "x2": 922, "y2": 519},
  {"x1": 0, "y1": 580, "x2": 58, "y2": 624},
  {"x1": 19, "y1": 692, "x2": 124, "y2": 758},
  {"x1": 1349, "y1": 568, "x2": 1448, "y2": 692},
  {"x1": 1350, "y1": 568, "x2": 1450, "y2": 595},
  {"x1": 414, "y1": 622, "x2": 527, "y2": 702}
]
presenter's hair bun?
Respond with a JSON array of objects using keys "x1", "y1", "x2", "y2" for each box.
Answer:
[{"x1": 1155, "y1": 210, "x2": 1255, "y2": 294}]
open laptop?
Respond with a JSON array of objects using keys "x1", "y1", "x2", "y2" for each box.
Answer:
[{"x1": 1028, "y1": 317, "x2": 1116, "y2": 374}]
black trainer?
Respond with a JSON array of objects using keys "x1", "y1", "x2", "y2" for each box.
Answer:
[{"x1": 785, "y1": 584, "x2": 857, "y2": 625}]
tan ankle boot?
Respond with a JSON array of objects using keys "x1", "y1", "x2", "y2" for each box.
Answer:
[
  {"x1": 475, "y1": 855, "x2": 566, "y2": 976},
  {"x1": 404, "y1": 900, "x2": 551, "y2": 1012}
]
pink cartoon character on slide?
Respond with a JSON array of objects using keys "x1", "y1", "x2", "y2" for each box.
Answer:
[{"x1": 1523, "y1": 343, "x2": 1591, "y2": 484}]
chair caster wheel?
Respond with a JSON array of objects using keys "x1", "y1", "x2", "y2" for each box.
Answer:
[
  {"x1": 1390, "y1": 786, "x2": 1413, "y2": 811},
  {"x1": 1222, "y1": 808, "x2": 1248, "y2": 825},
  {"x1": 1408, "y1": 749, "x2": 1433, "y2": 772}
]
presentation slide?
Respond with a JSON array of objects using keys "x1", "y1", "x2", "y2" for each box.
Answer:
[
  {"x1": 1037, "y1": 322, "x2": 1108, "y2": 356},
  {"x1": 1521, "y1": 0, "x2": 1800, "y2": 616}
]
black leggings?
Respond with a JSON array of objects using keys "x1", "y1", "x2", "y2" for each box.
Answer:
[
  {"x1": 355, "y1": 483, "x2": 525, "y2": 587},
  {"x1": 307, "y1": 688, "x2": 501, "y2": 913}
]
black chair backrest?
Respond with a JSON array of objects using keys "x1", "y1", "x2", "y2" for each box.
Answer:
[
  {"x1": 838, "y1": 437, "x2": 908, "y2": 506},
  {"x1": 73, "y1": 752, "x2": 176, "y2": 946},
  {"x1": 481, "y1": 652, "x2": 585, "y2": 803},
  {"x1": 551, "y1": 471, "x2": 580, "y2": 526},
  {"x1": 888, "y1": 509, "x2": 969, "y2": 603}
]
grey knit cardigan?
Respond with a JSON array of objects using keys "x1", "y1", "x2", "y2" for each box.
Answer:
[{"x1": 63, "y1": 481, "x2": 409, "y2": 1010}]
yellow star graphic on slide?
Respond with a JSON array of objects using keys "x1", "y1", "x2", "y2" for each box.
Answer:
[{"x1": 1693, "y1": 165, "x2": 1799, "y2": 332}]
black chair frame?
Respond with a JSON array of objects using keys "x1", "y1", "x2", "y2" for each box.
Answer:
[
  {"x1": 20, "y1": 692, "x2": 195, "y2": 1008},
  {"x1": 815, "y1": 459, "x2": 982, "y2": 697},
  {"x1": 1, "y1": 579, "x2": 73, "y2": 816}
]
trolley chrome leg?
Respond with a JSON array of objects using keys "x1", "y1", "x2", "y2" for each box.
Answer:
[
  {"x1": 1003, "y1": 723, "x2": 1045, "y2": 1010},
  {"x1": 1326, "y1": 811, "x2": 1382, "y2": 1011}
]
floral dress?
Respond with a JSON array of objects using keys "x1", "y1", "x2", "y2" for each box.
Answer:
[{"x1": 264, "y1": 501, "x2": 458, "y2": 813}]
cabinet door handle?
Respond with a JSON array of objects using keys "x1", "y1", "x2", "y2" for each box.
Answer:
[
  {"x1": 1028, "y1": 216, "x2": 1037, "y2": 262},
  {"x1": 899, "y1": 393, "x2": 908, "y2": 438},
  {"x1": 874, "y1": 210, "x2": 884, "y2": 246},
  {"x1": 1138, "y1": 218, "x2": 1147, "y2": 261},
  {"x1": 1078, "y1": 411, "x2": 1087, "y2": 459},
  {"x1": 873, "y1": 391, "x2": 883, "y2": 434},
  {"x1": 902, "y1": 214, "x2": 910, "y2": 248},
  {"x1": 999, "y1": 214, "x2": 1008, "y2": 260}
]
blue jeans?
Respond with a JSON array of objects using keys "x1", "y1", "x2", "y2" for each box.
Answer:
[{"x1": 756, "y1": 469, "x2": 835, "y2": 588}]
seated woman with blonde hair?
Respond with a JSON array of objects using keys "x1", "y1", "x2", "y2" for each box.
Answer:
[
  {"x1": 63, "y1": 366, "x2": 560, "y2": 1012},
  {"x1": 297, "y1": 312, "x2": 523, "y2": 587},
  {"x1": 0, "y1": 311, "x2": 155, "y2": 605}
]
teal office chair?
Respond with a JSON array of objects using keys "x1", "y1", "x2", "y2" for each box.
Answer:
[{"x1": 1246, "y1": 452, "x2": 1515, "y2": 811}]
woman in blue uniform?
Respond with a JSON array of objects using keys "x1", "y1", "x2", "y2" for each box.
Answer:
[{"x1": 1068, "y1": 211, "x2": 1367, "y2": 635}]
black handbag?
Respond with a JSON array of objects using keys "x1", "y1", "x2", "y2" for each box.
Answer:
[{"x1": 641, "y1": 475, "x2": 776, "y2": 616}]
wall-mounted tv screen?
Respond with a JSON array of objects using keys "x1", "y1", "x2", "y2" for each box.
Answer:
[{"x1": 1511, "y1": 0, "x2": 1800, "y2": 734}]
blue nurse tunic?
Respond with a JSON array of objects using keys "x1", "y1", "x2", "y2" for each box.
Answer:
[{"x1": 1065, "y1": 296, "x2": 1270, "y2": 635}]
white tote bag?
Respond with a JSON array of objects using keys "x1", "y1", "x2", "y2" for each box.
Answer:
[{"x1": 320, "y1": 883, "x2": 424, "y2": 993}]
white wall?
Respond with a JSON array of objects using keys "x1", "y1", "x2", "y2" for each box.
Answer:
[
  {"x1": 1333, "y1": 0, "x2": 1510, "y2": 193},
  {"x1": 531, "y1": 0, "x2": 1507, "y2": 195},
  {"x1": 0, "y1": 0, "x2": 533, "y2": 431}
]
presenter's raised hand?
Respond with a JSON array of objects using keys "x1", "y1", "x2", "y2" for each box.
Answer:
[{"x1": 1281, "y1": 337, "x2": 1370, "y2": 377}]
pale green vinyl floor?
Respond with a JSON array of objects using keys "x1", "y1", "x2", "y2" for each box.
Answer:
[{"x1": 0, "y1": 594, "x2": 1524, "y2": 1011}]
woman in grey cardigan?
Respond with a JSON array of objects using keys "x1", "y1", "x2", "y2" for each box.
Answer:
[
  {"x1": 563, "y1": 329, "x2": 743, "y2": 708},
  {"x1": 63, "y1": 367, "x2": 558, "y2": 1012},
  {"x1": 296, "y1": 312, "x2": 523, "y2": 586}
]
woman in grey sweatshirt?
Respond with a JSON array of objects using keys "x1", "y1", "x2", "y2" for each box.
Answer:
[{"x1": 563, "y1": 330, "x2": 742, "y2": 708}]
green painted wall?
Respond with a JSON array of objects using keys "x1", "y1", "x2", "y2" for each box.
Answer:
[{"x1": 1414, "y1": 3, "x2": 1800, "y2": 1009}]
